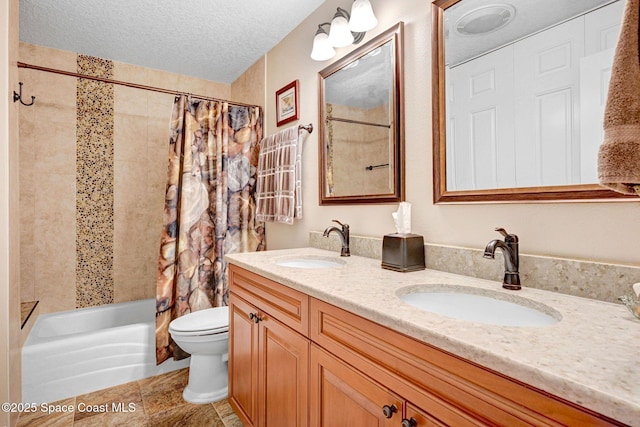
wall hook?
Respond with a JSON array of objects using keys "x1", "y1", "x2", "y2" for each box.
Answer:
[{"x1": 13, "y1": 82, "x2": 35, "y2": 106}]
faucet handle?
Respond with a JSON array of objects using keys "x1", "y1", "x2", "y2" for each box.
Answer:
[
  {"x1": 332, "y1": 219, "x2": 344, "y2": 226},
  {"x1": 495, "y1": 227, "x2": 509, "y2": 237},
  {"x1": 495, "y1": 227, "x2": 518, "y2": 243}
]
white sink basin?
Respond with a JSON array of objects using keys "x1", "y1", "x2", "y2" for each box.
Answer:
[
  {"x1": 398, "y1": 285, "x2": 561, "y2": 327},
  {"x1": 274, "y1": 256, "x2": 345, "y2": 269}
]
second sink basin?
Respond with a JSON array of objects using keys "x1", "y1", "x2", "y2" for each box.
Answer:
[
  {"x1": 274, "y1": 256, "x2": 345, "y2": 269},
  {"x1": 398, "y1": 285, "x2": 561, "y2": 327}
]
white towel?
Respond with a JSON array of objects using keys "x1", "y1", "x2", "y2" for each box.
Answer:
[{"x1": 256, "y1": 126, "x2": 305, "y2": 224}]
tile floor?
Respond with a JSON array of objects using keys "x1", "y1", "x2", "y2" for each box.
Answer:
[{"x1": 16, "y1": 368, "x2": 243, "y2": 426}]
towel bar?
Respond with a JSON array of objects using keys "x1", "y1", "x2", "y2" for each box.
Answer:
[{"x1": 299, "y1": 123, "x2": 313, "y2": 134}]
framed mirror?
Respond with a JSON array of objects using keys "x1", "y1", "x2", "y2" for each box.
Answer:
[
  {"x1": 432, "y1": 0, "x2": 636, "y2": 203},
  {"x1": 319, "y1": 22, "x2": 405, "y2": 205}
]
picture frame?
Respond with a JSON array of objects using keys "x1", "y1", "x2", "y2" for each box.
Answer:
[{"x1": 275, "y1": 80, "x2": 299, "y2": 127}]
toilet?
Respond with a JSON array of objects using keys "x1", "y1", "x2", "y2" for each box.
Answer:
[{"x1": 168, "y1": 306, "x2": 229, "y2": 404}]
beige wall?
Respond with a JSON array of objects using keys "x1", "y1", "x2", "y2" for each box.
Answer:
[
  {"x1": 18, "y1": 43, "x2": 232, "y2": 314},
  {"x1": 1, "y1": 0, "x2": 22, "y2": 424},
  {"x1": 261, "y1": 0, "x2": 640, "y2": 267},
  {"x1": 231, "y1": 56, "x2": 266, "y2": 109}
]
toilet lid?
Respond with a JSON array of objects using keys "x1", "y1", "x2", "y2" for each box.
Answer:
[{"x1": 169, "y1": 306, "x2": 229, "y2": 333}]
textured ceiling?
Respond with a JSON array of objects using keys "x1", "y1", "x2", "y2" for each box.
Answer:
[{"x1": 19, "y1": 0, "x2": 326, "y2": 84}]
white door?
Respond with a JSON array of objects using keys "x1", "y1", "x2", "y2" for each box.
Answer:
[
  {"x1": 580, "y1": 49, "x2": 615, "y2": 183},
  {"x1": 448, "y1": 46, "x2": 515, "y2": 190},
  {"x1": 585, "y1": 0, "x2": 624, "y2": 55},
  {"x1": 513, "y1": 17, "x2": 584, "y2": 187}
]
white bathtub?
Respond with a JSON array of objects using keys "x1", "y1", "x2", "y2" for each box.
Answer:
[{"x1": 22, "y1": 298, "x2": 190, "y2": 404}]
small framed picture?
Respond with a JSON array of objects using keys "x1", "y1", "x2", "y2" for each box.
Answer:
[{"x1": 275, "y1": 80, "x2": 299, "y2": 127}]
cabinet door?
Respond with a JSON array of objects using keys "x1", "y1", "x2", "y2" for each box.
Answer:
[
  {"x1": 310, "y1": 344, "x2": 402, "y2": 427},
  {"x1": 229, "y1": 293, "x2": 259, "y2": 427},
  {"x1": 258, "y1": 314, "x2": 309, "y2": 427}
]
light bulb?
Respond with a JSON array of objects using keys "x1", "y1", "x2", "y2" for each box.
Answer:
[{"x1": 349, "y1": 0, "x2": 378, "y2": 33}]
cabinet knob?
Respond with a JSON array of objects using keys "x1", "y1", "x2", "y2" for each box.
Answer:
[
  {"x1": 381, "y1": 404, "x2": 397, "y2": 418},
  {"x1": 401, "y1": 418, "x2": 417, "y2": 427},
  {"x1": 249, "y1": 312, "x2": 262, "y2": 323}
]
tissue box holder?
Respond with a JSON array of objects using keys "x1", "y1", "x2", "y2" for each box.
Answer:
[{"x1": 381, "y1": 233, "x2": 425, "y2": 272}]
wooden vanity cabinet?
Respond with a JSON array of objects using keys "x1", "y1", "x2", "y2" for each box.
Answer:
[
  {"x1": 310, "y1": 298, "x2": 624, "y2": 427},
  {"x1": 228, "y1": 265, "x2": 624, "y2": 426},
  {"x1": 229, "y1": 265, "x2": 309, "y2": 427}
]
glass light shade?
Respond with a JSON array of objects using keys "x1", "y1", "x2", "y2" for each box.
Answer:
[
  {"x1": 311, "y1": 32, "x2": 336, "y2": 61},
  {"x1": 349, "y1": 0, "x2": 378, "y2": 33},
  {"x1": 328, "y1": 15, "x2": 354, "y2": 47}
]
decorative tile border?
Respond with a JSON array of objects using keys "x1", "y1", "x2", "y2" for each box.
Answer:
[
  {"x1": 76, "y1": 55, "x2": 115, "y2": 308},
  {"x1": 309, "y1": 231, "x2": 640, "y2": 304}
]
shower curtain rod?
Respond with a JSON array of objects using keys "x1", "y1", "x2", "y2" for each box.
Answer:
[{"x1": 17, "y1": 61, "x2": 260, "y2": 109}]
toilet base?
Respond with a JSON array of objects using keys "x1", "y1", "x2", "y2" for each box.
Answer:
[
  {"x1": 182, "y1": 353, "x2": 229, "y2": 404},
  {"x1": 183, "y1": 385, "x2": 228, "y2": 404}
]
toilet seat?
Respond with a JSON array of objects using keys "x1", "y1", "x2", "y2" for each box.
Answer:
[{"x1": 169, "y1": 306, "x2": 229, "y2": 336}]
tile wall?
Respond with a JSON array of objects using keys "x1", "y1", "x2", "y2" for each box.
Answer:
[
  {"x1": 18, "y1": 43, "x2": 232, "y2": 313},
  {"x1": 328, "y1": 103, "x2": 390, "y2": 196}
]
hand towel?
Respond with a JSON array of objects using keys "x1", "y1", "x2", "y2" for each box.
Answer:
[
  {"x1": 255, "y1": 126, "x2": 305, "y2": 224},
  {"x1": 598, "y1": 0, "x2": 640, "y2": 196}
]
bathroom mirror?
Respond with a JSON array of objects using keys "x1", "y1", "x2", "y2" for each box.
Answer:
[
  {"x1": 319, "y1": 22, "x2": 404, "y2": 204},
  {"x1": 432, "y1": 0, "x2": 636, "y2": 202}
]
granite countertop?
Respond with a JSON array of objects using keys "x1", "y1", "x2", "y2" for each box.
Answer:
[{"x1": 226, "y1": 248, "x2": 640, "y2": 425}]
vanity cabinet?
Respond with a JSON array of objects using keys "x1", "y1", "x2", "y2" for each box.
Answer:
[
  {"x1": 228, "y1": 264, "x2": 624, "y2": 427},
  {"x1": 310, "y1": 298, "x2": 623, "y2": 427},
  {"x1": 228, "y1": 265, "x2": 309, "y2": 427}
]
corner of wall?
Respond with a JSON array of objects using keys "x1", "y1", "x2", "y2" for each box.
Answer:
[
  {"x1": 2, "y1": 0, "x2": 22, "y2": 424},
  {"x1": 230, "y1": 55, "x2": 266, "y2": 109}
]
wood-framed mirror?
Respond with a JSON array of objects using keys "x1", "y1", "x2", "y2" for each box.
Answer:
[
  {"x1": 432, "y1": 0, "x2": 636, "y2": 203},
  {"x1": 319, "y1": 22, "x2": 405, "y2": 205}
]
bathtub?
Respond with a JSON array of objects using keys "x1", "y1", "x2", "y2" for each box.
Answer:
[{"x1": 22, "y1": 298, "x2": 190, "y2": 404}]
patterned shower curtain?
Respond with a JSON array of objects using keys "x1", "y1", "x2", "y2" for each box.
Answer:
[{"x1": 156, "y1": 95, "x2": 265, "y2": 364}]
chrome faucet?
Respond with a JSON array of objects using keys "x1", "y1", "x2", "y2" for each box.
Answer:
[
  {"x1": 483, "y1": 227, "x2": 521, "y2": 290},
  {"x1": 323, "y1": 220, "x2": 350, "y2": 257}
]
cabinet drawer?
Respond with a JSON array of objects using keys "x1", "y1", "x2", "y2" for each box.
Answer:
[
  {"x1": 229, "y1": 264, "x2": 309, "y2": 336},
  {"x1": 405, "y1": 402, "x2": 448, "y2": 427},
  {"x1": 311, "y1": 298, "x2": 623, "y2": 426}
]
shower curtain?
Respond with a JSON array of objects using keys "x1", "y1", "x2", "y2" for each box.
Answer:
[{"x1": 156, "y1": 95, "x2": 265, "y2": 364}]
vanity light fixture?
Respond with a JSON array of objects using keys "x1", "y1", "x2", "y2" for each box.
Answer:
[
  {"x1": 311, "y1": 23, "x2": 336, "y2": 61},
  {"x1": 329, "y1": 7, "x2": 362, "y2": 47},
  {"x1": 349, "y1": 0, "x2": 378, "y2": 33},
  {"x1": 310, "y1": 1, "x2": 378, "y2": 61}
]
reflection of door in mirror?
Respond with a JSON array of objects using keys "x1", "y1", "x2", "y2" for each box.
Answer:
[
  {"x1": 445, "y1": 0, "x2": 623, "y2": 191},
  {"x1": 325, "y1": 41, "x2": 394, "y2": 197},
  {"x1": 432, "y1": 0, "x2": 636, "y2": 202}
]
